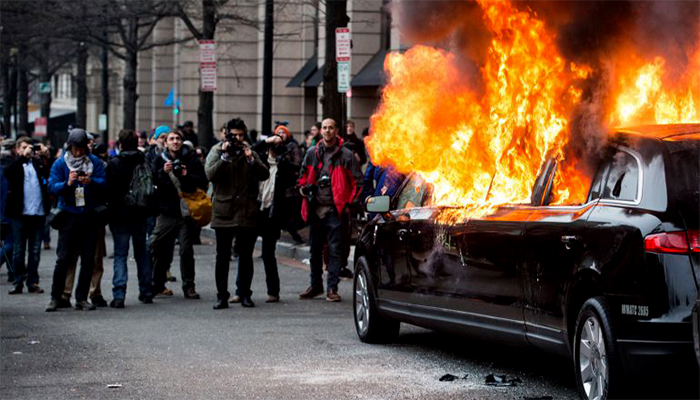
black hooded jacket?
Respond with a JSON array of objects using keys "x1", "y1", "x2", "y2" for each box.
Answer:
[
  {"x1": 150, "y1": 145, "x2": 208, "y2": 218},
  {"x1": 106, "y1": 150, "x2": 151, "y2": 222}
]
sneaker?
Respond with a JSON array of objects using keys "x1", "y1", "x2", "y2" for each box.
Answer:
[
  {"x1": 57, "y1": 298, "x2": 72, "y2": 308},
  {"x1": 184, "y1": 287, "x2": 200, "y2": 300},
  {"x1": 266, "y1": 295, "x2": 280, "y2": 303},
  {"x1": 339, "y1": 268, "x2": 354, "y2": 279},
  {"x1": 109, "y1": 298, "x2": 125, "y2": 308},
  {"x1": 229, "y1": 295, "x2": 241, "y2": 304},
  {"x1": 213, "y1": 299, "x2": 228, "y2": 310},
  {"x1": 8, "y1": 285, "x2": 22, "y2": 295},
  {"x1": 326, "y1": 289, "x2": 341, "y2": 302},
  {"x1": 45, "y1": 300, "x2": 58, "y2": 312},
  {"x1": 138, "y1": 294, "x2": 154, "y2": 304},
  {"x1": 156, "y1": 288, "x2": 173, "y2": 297},
  {"x1": 74, "y1": 300, "x2": 97, "y2": 311},
  {"x1": 90, "y1": 295, "x2": 108, "y2": 307},
  {"x1": 299, "y1": 286, "x2": 324, "y2": 300},
  {"x1": 240, "y1": 296, "x2": 255, "y2": 308},
  {"x1": 27, "y1": 284, "x2": 44, "y2": 294}
]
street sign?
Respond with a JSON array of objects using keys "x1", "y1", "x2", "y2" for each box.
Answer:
[
  {"x1": 201, "y1": 64, "x2": 217, "y2": 92},
  {"x1": 335, "y1": 28, "x2": 351, "y2": 62},
  {"x1": 337, "y1": 61, "x2": 350, "y2": 93},
  {"x1": 39, "y1": 82, "x2": 51, "y2": 94},
  {"x1": 199, "y1": 40, "x2": 217, "y2": 64},
  {"x1": 34, "y1": 117, "x2": 47, "y2": 136},
  {"x1": 99, "y1": 114, "x2": 107, "y2": 131}
]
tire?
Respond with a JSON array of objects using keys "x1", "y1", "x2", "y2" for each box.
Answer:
[
  {"x1": 573, "y1": 297, "x2": 623, "y2": 400},
  {"x1": 353, "y1": 257, "x2": 400, "y2": 343}
]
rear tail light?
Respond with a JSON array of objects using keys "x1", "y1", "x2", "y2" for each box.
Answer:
[{"x1": 645, "y1": 230, "x2": 700, "y2": 254}]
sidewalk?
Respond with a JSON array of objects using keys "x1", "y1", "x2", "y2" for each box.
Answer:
[{"x1": 200, "y1": 225, "x2": 356, "y2": 267}]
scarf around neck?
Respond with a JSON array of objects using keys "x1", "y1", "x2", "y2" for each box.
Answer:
[{"x1": 64, "y1": 151, "x2": 94, "y2": 175}]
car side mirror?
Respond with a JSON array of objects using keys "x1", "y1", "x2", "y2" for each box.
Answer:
[{"x1": 365, "y1": 195, "x2": 390, "y2": 213}]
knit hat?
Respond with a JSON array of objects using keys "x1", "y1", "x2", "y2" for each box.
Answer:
[
  {"x1": 274, "y1": 125, "x2": 290, "y2": 140},
  {"x1": 154, "y1": 125, "x2": 170, "y2": 139},
  {"x1": 66, "y1": 128, "x2": 89, "y2": 148}
]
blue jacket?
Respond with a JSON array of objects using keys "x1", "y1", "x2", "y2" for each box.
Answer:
[{"x1": 48, "y1": 153, "x2": 106, "y2": 214}]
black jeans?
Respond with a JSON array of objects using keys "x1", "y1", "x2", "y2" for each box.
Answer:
[
  {"x1": 214, "y1": 226, "x2": 257, "y2": 300},
  {"x1": 51, "y1": 213, "x2": 99, "y2": 302},
  {"x1": 257, "y1": 208, "x2": 280, "y2": 297},
  {"x1": 309, "y1": 208, "x2": 343, "y2": 291},
  {"x1": 150, "y1": 214, "x2": 197, "y2": 293}
]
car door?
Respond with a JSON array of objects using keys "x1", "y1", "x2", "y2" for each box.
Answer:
[
  {"x1": 520, "y1": 158, "x2": 603, "y2": 352},
  {"x1": 375, "y1": 174, "x2": 432, "y2": 301}
]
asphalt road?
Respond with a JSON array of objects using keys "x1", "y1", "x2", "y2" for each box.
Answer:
[{"x1": 1, "y1": 233, "x2": 697, "y2": 400}]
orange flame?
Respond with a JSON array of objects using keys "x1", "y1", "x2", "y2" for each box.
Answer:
[
  {"x1": 611, "y1": 52, "x2": 700, "y2": 126},
  {"x1": 367, "y1": 0, "x2": 590, "y2": 220}
]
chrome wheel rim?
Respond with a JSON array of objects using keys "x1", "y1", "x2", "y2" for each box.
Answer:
[
  {"x1": 579, "y1": 316, "x2": 609, "y2": 400},
  {"x1": 354, "y1": 271, "x2": 370, "y2": 336}
]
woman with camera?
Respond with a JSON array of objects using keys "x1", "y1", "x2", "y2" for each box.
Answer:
[{"x1": 149, "y1": 128, "x2": 208, "y2": 300}]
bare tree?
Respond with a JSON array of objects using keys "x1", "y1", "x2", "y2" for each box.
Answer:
[{"x1": 177, "y1": 0, "x2": 257, "y2": 149}]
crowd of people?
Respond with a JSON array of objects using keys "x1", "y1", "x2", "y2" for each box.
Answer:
[{"x1": 0, "y1": 116, "x2": 391, "y2": 311}]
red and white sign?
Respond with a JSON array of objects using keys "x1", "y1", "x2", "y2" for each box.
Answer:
[
  {"x1": 335, "y1": 28, "x2": 351, "y2": 61},
  {"x1": 199, "y1": 40, "x2": 217, "y2": 64},
  {"x1": 200, "y1": 63, "x2": 217, "y2": 92},
  {"x1": 34, "y1": 117, "x2": 47, "y2": 136}
]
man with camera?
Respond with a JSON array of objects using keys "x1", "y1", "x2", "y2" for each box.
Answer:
[
  {"x1": 297, "y1": 118, "x2": 363, "y2": 302},
  {"x1": 205, "y1": 118, "x2": 269, "y2": 309},
  {"x1": 45, "y1": 129, "x2": 107, "y2": 311},
  {"x1": 3, "y1": 137, "x2": 51, "y2": 295},
  {"x1": 149, "y1": 128, "x2": 208, "y2": 300}
]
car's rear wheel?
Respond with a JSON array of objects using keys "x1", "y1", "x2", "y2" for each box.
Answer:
[
  {"x1": 573, "y1": 297, "x2": 622, "y2": 400},
  {"x1": 353, "y1": 257, "x2": 399, "y2": 343}
]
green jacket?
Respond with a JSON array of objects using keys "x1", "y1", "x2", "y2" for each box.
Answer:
[{"x1": 205, "y1": 142, "x2": 269, "y2": 228}]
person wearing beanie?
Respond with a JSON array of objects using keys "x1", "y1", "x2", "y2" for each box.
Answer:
[
  {"x1": 45, "y1": 128, "x2": 107, "y2": 312},
  {"x1": 150, "y1": 129, "x2": 208, "y2": 300}
]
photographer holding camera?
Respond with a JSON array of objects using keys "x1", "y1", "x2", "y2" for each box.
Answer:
[
  {"x1": 149, "y1": 128, "x2": 208, "y2": 300},
  {"x1": 205, "y1": 118, "x2": 269, "y2": 309},
  {"x1": 45, "y1": 129, "x2": 107, "y2": 311},
  {"x1": 297, "y1": 118, "x2": 363, "y2": 302},
  {"x1": 4, "y1": 137, "x2": 51, "y2": 295}
]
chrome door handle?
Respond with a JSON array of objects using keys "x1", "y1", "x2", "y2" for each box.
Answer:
[{"x1": 561, "y1": 235, "x2": 582, "y2": 250}]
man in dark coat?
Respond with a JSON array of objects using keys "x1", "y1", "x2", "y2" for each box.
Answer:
[
  {"x1": 149, "y1": 129, "x2": 208, "y2": 300},
  {"x1": 205, "y1": 118, "x2": 269, "y2": 309},
  {"x1": 4, "y1": 137, "x2": 51, "y2": 294}
]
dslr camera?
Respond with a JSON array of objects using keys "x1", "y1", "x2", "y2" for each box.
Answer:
[
  {"x1": 171, "y1": 158, "x2": 183, "y2": 176},
  {"x1": 224, "y1": 132, "x2": 245, "y2": 157},
  {"x1": 301, "y1": 176, "x2": 331, "y2": 204}
]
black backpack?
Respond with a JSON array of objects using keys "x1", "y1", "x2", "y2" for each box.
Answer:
[{"x1": 124, "y1": 162, "x2": 156, "y2": 208}]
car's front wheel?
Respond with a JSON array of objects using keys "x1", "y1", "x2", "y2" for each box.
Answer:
[
  {"x1": 573, "y1": 297, "x2": 622, "y2": 400},
  {"x1": 353, "y1": 257, "x2": 399, "y2": 343}
]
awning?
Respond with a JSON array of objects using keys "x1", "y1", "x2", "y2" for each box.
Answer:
[
  {"x1": 305, "y1": 64, "x2": 325, "y2": 87},
  {"x1": 350, "y1": 50, "x2": 389, "y2": 87},
  {"x1": 286, "y1": 55, "x2": 318, "y2": 88}
]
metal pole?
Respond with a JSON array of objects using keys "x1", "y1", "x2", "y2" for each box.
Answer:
[
  {"x1": 262, "y1": 0, "x2": 274, "y2": 136},
  {"x1": 101, "y1": 30, "x2": 109, "y2": 144}
]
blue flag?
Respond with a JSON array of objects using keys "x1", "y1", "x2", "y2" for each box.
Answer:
[{"x1": 164, "y1": 87, "x2": 174, "y2": 106}]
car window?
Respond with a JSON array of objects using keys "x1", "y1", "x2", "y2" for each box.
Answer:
[
  {"x1": 394, "y1": 174, "x2": 430, "y2": 210},
  {"x1": 587, "y1": 161, "x2": 610, "y2": 202},
  {"x1": 602, "y1": 150, "x2": 639, "y2": 201}
]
